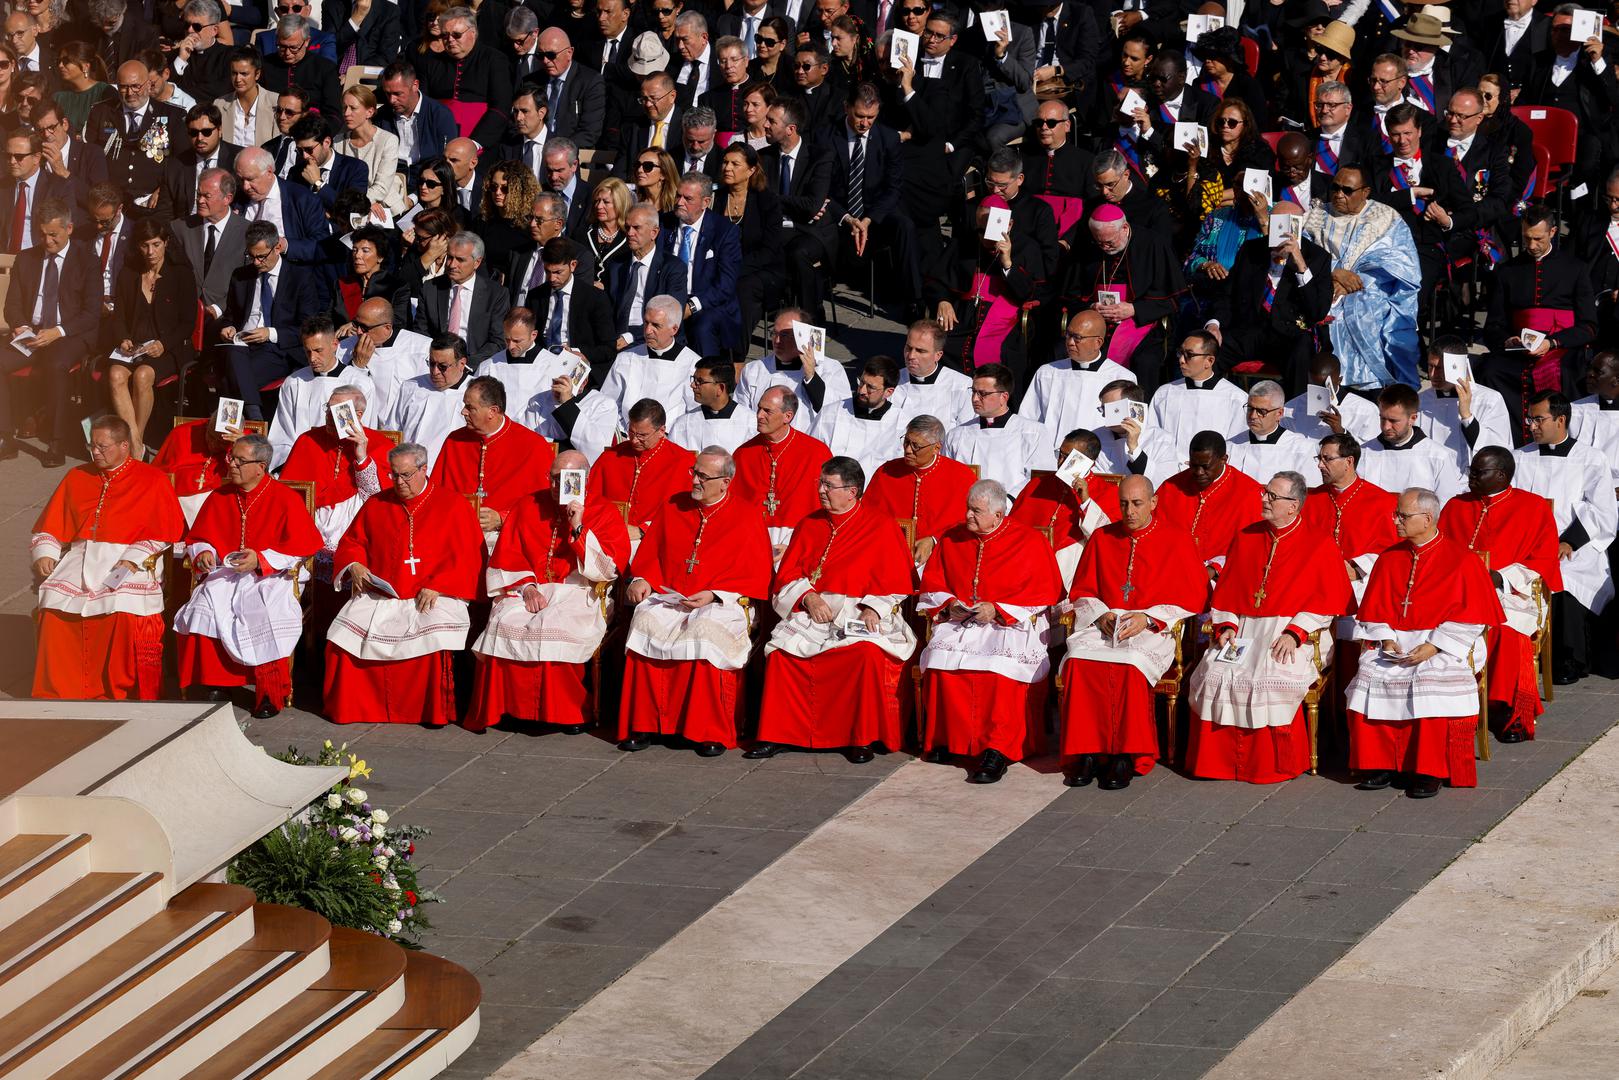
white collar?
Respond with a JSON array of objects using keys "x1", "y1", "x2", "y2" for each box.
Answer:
[
  {"x1": 1504, "y1": 13, "x2": 1531, "y2": 28},
  {"x1": 1407, "y1": 61, "x2": 1434, "y2": 78}
]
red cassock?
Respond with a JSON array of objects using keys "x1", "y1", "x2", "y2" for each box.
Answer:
[
  {"x1": 323, "y1": 481, "x2": 484, "y2": 725},
  {"x1": 1186, "y1": 520, "x2": 1352, "y2": 783},
  {"x1": 466, "y1": 491, "x2": 632, "y2": 731},
  {"x1": 1011, "y1": 474, "x2": 1121, "y2": 547},
  {"x1": 153, "y1": 419, "x2": 231, "y2": 498},
  {"x1": 919, "y1": 519, "x2": 1063, "y2": 760},
  {"x1": 732, "y1": 428, "x2": 832, "y2": 535},
  {"x1": 1060, "y1": 518, "x2": 1208, "y2": 774},
  {"x1": 619, "y1": 493, "x2": 774, "y2": 746},
  {"x1": 1439, "y1": 489, "x2": 1562, "y2": 737},
  {"x1": 431, "y1": 418, "x2": 555, "y2": 523},
  {"x1": 177, "y1": 479, "x2": 323, "y2": 708},
  {"x1": 863, "y1": 455, "x2": 978, "y2": 543},
  {"x1": 1347, "y1": 534, "x2": 1504, "y2": 784},
  {"x1": 32, "y1": 461, "x2": 185, "y2": 700},
  {"x1": 281, "y1": 426, "x2": 397, "y2": 510},
  {"x1": 1304, "y1": 477, "x2": 1400, "y2": 716},
  {"x1": 758, "y1": 503, "x2": 919, "y2": 750},
  {"x1": 585, "y1": 438, "x2": 696, "y2": 531},
  {"x1": 1157, "y1": 464, "x2": 1264, "y2": 570}
]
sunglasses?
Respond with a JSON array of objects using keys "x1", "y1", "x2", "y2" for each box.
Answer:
[
  {"x1": 421, "y1": 178, "x2": 443, "y2": 188},
  {"x1": 186, "y1": 20, "x2": 214, "y2": 30},
  {"x1": 427, "y1": 361, "x2": 457, "y2": 371},
  {"x1": 4, "y1": 150, "x2": 34, "y2": 159},
  {"x1": 540, "y1": 48, "x2": 569, "y2": 59},
  {"x1": 653, "y1": 5, "x2": 676, "y2": 12},
  {"x1": 756, "y1": 35, "x2": 779, "y2": 45},
  {"x1": 1036, "y1": 117, "x2": 1065, "y2": 128},
  {"x1": 188, "y1": 126, "x2": 217, "y2": 136},
  {"x1": 1216, "y1": 117, "x2": 1242, "y2": 127},
  {"x1": 636, "y1": 160, "x2": 659, "y2": 171},
  {"x1": 0, "y1": 60, "x2": 12, "y2": 70},
  {"x1": 899, "y1": 4, "x2": 927, "y2": 12},
  {"x1": 1330, "y1": 183, "x2": 1366, "y2": 195}
]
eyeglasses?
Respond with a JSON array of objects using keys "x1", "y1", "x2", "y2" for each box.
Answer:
[
  {"x1": 637, "y1": 91, "x2": 672, "y2": 103},
  {"x1": 1216, "y1": 117, "x2": 1242, "y2": 128},
  {"x1": 690, "y1": 377, "x2": 722, "y2": 385},
  {"x1": 1526, "y1": 414, "x2": 1554, "y2": 425},
  {"x1": 354, "y1": 320, "x2": 389, "y2": 332},
  {"x1": 636, "y1": 160, "x2": 659, "y2": 171},
  {"x1": 969, "y1": 388, "x2": 1008, "y2": 398},
  {"x1": 1261, "y1": 491, "x2": 1298, "y2": 502},
  {"x1": 920, "y1": 28, "x2": 948, "y2": 39},
  {"x1": 273, "y1": 2, "x2": 305, "y2": 10},
  {"x1": 1315, "y1": 454, "x2": 1346, "y2": 464},
  {"x1": 1315, "y1": 100, "x2": 1349, "y2": 110},
  {"x1": 901, "y1": 438, "x2": 936, "y2": 452},
  {"x1": 427, "y1": 360, "x2": 459, "y2": 372},
  {"x1": 186, "y1": 20, "x2": 215, "y2": 30},
  {"x1": 1329, "y1": 183, "x2": 1366, "y2": 195},
  {"x1": 690, "y1": 468, "x2": 723, "y2": 481},
  {"x1": 817, "y1": 480, "x2": 855, "y2": 490},
  {"x1": 443, "y1": 28, "x2": 470, "y2": 40},
  {"x1": 1067, "y1": 331, "x2": 1103, "y2": 341},
  {"x1": 1245, "y1": 404, "x2": 1282, "y2": 415},
  {"x1": 653, "y1": 5, "x2": 676, "y2": 13},
  {"x1": 389, "y1": 468, "x2": 421, "y2": 481},
  {"x1": 1368, "y1": 75, "x2": 1401, "y2": 86},
  {"x1": 276, "y1": 37, "x2": 309, "y2": 49},
  {"x1": 793, "y1": 60, "x2": 819, "y2": 70},
  {"x1": 246, "y1": 247, "x2": 276, "y2": 262},
  {"x1": 0, "y1": 60, "x2": 12, "y2": 70},
  {"x1": 1392, "y1": 510, "x2": 1431, "y2": 521},
  {"x1": 1036, "y1": 117, "x2": 1065, "y2": 128},
  {"x1": 187, "y1": 126, "x2": 217, "y2": 136},
  {"x1": 227, "y1": 456, "x2": 264, "y2": 468},
  {"x1": 4, "y1": 151, "x2": 34, "y2": 159},
  {"x1": 1177, "y1": 349, "x2": 1213, "y2": 359}
]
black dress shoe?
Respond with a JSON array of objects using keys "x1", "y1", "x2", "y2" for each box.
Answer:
[
  {"x1": 742, "y1": 742, "x2": 783, "y2": 759},
  {"x1": 617, "y1": 735, "x2": 651, "y2": 752},
  {"x1": 1498, "y1": 728, "x2": 1528, "y2": 744},
  {"x1": 559, "y1": 723, "x2": 589, "y2": 735},
  {"x1": 967, "y1": 749, "x2": 1009, "y2": 784},
  {"x1": 251, "y1": 701, "x2": 280, "y2": 720},
  {"x1": 1408, "y1": 775, "x2": 1442, "y2": 799},
  {"x1": 845, "y1": 745, "x2": 874, "y2": 764},
  {"x1": 1355, "y1": 771, "x2": 1395, "y2": 791},
  {"x1": 923, "y1": 746, "x2": 950, "y2": 764},
  {"x1": 1553, "y1": 664, "x2": 1583, "y2": 686},
  {"x1": 0, "y1": 436, "x2": 16, "y2": 461},
  {"x1": 204, "y1": 687, "x2": 229, "y2": 702},
  {"x1": 40, "y1": 444, "x2": 65, "y2": 468},
  {"x1": 1065, "y1": 754, "x2": 1098, "y2": 787},
  {"x1": 1097, "y1": 756, "x2": 1134, "y2": 791},
  {"x1": 694, "y1": 741, "x2": 725, "y2": 757}
]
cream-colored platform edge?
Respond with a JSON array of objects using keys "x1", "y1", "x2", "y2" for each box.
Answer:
[
  {"x1": 1207, "y1": 723, "x2": 1619, "y2": 1080},
  {"x1": 493, "y1": 760, "x2": 1068, "y2": 1080}
]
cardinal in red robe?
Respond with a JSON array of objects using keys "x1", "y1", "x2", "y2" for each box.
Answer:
[
  {"x1": 1012, "y1": 452, "x2": 1121, "y2": 589},
  {"x1": 468, "y1": 449, "x2": 633, "y2": 733},
  {"x1": 1157, "y1": 434, "x2": 1264, "y2": 582},
  {"x1": 619, "y1": 447, "x2": 774, "y2": 755},
  {"x1": 1186, "y1": 473, "x2": 1353, "y2": 784},
  {"x1": 1346, "y1": 486, "x2": 1505, "y2": 796},
  {"x1": 586, "y1": 420, "x2": 697, "y2": 538},
  {"x1": 153, "y1": 417, "x2": 235, "y2": 526},
  {"x1": 732, "y1": 387, "x2": 832, "y2": 553},
  {"x1": 324, "y1": 442, "x2": 485, "y2": 725},
  {"x1": 32, "y1": 417, "x2": 185, "y2": 700},
  {"x1": 1437, "y1": 448, "x2": 1561, "y2": 741},
  {"x1": 174, "y1": 434, "x2": 323, "y2": 717},
  {"x1": 863, "y1": 424, "x2": 978, "y2": 563},
  {"x1": 431, "y1": 378, "x2": 555, "y2": 541},
  {"x1": 749, "y1": 456, "x2": 919, "y2": 762},
  {"x1": 1059, "y1": 476, "x2": 1208, "y2": 789},
  {"x1": 917, "y1": 479, "x2": 1063, "y2": 784}
]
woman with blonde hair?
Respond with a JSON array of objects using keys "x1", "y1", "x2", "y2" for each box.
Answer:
[
  {"x1": 335, "y1": 84, "x2": 406, "y2": 215},
  {"x1": 579, "y1": 176, "x2": 632, "y2": 283}
]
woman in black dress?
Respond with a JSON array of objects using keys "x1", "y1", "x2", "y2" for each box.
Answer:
[
  {"x1": 717, "y1": 142, "x2": 783, "y2": 356},
  {"x1": 106, "y1": 217, "x2": 198, "y2": 454}
]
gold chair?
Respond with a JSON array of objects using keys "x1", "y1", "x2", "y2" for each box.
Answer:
[
  {"x1": 1531, "y1": 577, "x2": 1553, "y2": 703},
  {"x1": 174, "y1": 415, "x2": 269, "y2": 436},
  {"x1": 1052, "y1": 612, "x2": 1187, "y2": 765},
  {"x1": 1300, "y1": 630, "x2": 1336, "y2": 775}
]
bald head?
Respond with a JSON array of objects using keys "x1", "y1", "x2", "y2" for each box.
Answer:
[
  {"x1": 539, "y1": 27, "x2": 570, "y2": 52},
  {"x1": 236, "y1": 146, "x2": 273, "y2": 176},
  {"x1": 760, "y1": 385, "x2": 798, "y2": 416},
  {"x1": 1119, "y1": 473, "x2": 1155, "y2": 528},
  {"x1": 552, "y1": 448, "x2": 589, "y2": 473},
  {"x1": 1272, "y1": 200, "x2": 1302, "y2": 218},
  {"x1": 1277, "y1": 132, "x2": 1311, "y2": 166},
  {"x1": 357, "y1": 297, "x2": 394, "y2": 328}
]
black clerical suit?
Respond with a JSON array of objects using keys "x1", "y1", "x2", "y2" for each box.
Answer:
[
  {"x1": 1480, "y1": 246, "x2": 1600, "y2": 420},
  {"x1": 1068, "y1": 227, "x2": 1185, "y2": 397},
  {"x1": 1211, "y1": 238, "x2": 1334, "y2": 399},
  {"x1": 522, "y1": 278, "x2": 619, "y2": 388}
]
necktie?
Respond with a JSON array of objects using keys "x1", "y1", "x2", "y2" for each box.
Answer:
[
  {"x1": 126, "y1": 110, "x2": 139, "y2": 137},
  {"x1": 19, "y1": 56, "x2": 30, "y2": 72},
  {"x1": 101, "y1": 232, "x2": 115, "y2": 279},
  {"x1": 779, "y1": 153, "x2": 793, "y2": 198},
  {"x1": 606, "y1": 37, "x2": 619, "y2": 66},
  {"x1": 527, "y1": 251, "x2": 547, "y2": 289},
  {"x1": 547, "y1": 289, "x2": 565, "y2": 346},
  {"x1": 877, "y1": 0, "x2": 890, "y2": 29},
  {"x1": 549, "y1": 77, "x2": 563, "y2": 121},
  {"x1": 525, "y1": 138, "x2": 540, "y2": 177},
  {"x1": 679, "y1": 224, "x2": 694, "y2": 264},
  {"x1": 258, "y1": 272, "x2": 273, "y2": 328},
  {"x1": 624, "y1": 260, "x2": 644, "y2": 323},
  {"x1": 652, "y1": 119, "x2": 667, "y2": 148},
  {"x1": 1039, "y1": 16, "x2": 1057, "y2": 66},
  {"x1": 40, "y1": 254, "x2": 59, "y2": 327},
  {"x1": 459, "y1": 186, "x2": 472, "y2": 210},
  {"x1": 204, "y1": 223, "x2": 217, "y2": 272},
  {"x1": 10, "y1": 183, "x2": 25, "y2": 252},
  {"x1": 687, "y1": 154, "x2": 700, "y2": 174},
  {"x1": 847, "y1": 136, "x2": 865, "y2": 219},
  {"x1": 448, "y1": 284, "x2": 464, "y2": 336},
  {"x1": 742, "y1": 14, "x2": 757, "y2": 55},
  {"x1": 339, "y1": 40, "x2": 358, "y2": 76}
]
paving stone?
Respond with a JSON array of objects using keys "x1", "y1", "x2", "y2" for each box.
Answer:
[
  {"x1": 1058, "y1": 816, "x2": 1229, "y2": 875},
  {"x1": 1053, "y1": 926, "x2": 1224, "y2": 985},
  {"x1": 475, "y1": 814, "x2": 672, "y2": 880},
  {"x1": 391, "y1": 806, "x2": 533, "y2": 875},
  {"x1": 525, "y1": 879, "x2": 726, "y2": 949},
  {"x1": 604, "y1": 823, "x2": 804, "y2": 890},
  {"x1": 1178, "y1": 933, "x2": 1354, "y2": 995},
  {"x1": 684, "y1": 770, "x2": 879, "y2": 831},
  {"x1": 1238, "y1": 774, "x2": 1399, "y2": 829},
  {"x1": 1113, "y1": 984, "x2": 1291, "y2": 1050},
  {"x1": 410, "y1": 754, "x2": 614, "y2": 816},
  {"x1": 1180, "y1": 823, "x2": 1350, "y2": 881},
  {"x1": 547, "y1": 758, "x2": 747, "y2": 821},
  {"x1": 471, "y1": 938, "x2": 646, "y2": 1011},
  {"x1": 1306, "y1": 829, "x2": 1466, "y2": 890},
  {"x1": 1238, "y1": 879, "x2": 1414, "y2": 943},
  {"x1": 1118, "y1": 872, "x2": 1292, "y2": 934},
  {"x1": 1360, "y1": 786, "x2": 1528, "y2": 839},
  {"x1": 423, "y1": 869, "x2": 595, "y2": 940},
  {"x1": 1065, "y1": 1040, "x2": 1228, "y2": 1079},
  {"x1": 1116, "y1": 777, "x2": 1280, "y2": 824},
  {"x1": 988, "y1": 976, "x2": 1161, "y2": 1040}
]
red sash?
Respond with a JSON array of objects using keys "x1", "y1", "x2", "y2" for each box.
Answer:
[{"x1": 1511, "y1": 306, "x2": 1572, "y2": 395}]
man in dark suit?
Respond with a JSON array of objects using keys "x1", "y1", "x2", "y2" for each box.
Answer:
[
  {"x1": 1208, "y1": 202, "x2": 1334, "y2": 399},
  {"x1": 6, "y1": 11, "x2": 56, "y2": 87},
  {"x1": 288, "y1": 113, "x2": 370, "y2": 209},
  {"x1": 1373, "y1": 104, "x2": 1476, "y2": 290},
  {"x1": 608, "y1": 203, "x2": 688, "y2": 348},
  {"x1": 828, "y1": 85, "x2": 921, "y2": 308},
  {"x1": 1019, "y1": 1, "x2": 1099, "y2": 101},
  {"x1": 0, "y1": 198, "x2": 98, "y2": 464},
  {"x1": 376, "y1": 61, "x2": 459, "y2": 172},
  {"x1": 0, "y1": 130, "x2": 82, "y2": 254},
  {"x1": 415, "y1": 7, "x2": 514, "y2": 148},
  {"x1": 327, "y1": 0, "x2": 403, "y2": 68},
  {"x1": 577, "y1": 0, "x2": 639, "y2": 142},
  {"x1": 676, "y1": 106, "x2": 725, "y2": 180},
  {"x1": 221, "y1": 219, "x2": 325, "y2": 422},
  {"x1": 233, "y1": 146, "x2": 333, "y2": 303},
  {"x1": 534, "y1": 26, "x2": 608, "y2": 148},
  {"x1": 664, "y1": 174, "x2": 742, "y2": 355},
  {"x1": 156, "y1": 104, "x2": 243, "y2": 222},
  {"x1": 36, "y1": 101, "x2": 111, "y2": 210},
  {"x1": 171, "y1": 1, "x2": 234, "y2": 103},
  {"x1": 87, "y1": 59, "x2": 188, "y2": 211},
  {"x1": 911, "y1": 14, "x2": 986, "y2": 169},
  {"x1": 1482, "y1": 0, "x2": 1549, "y2": 95},
  {"x1": 1437, "y1": 87, "x2": 1514, "y2": 260},
  {"x1": 414, "y1": 232, "x2": 511, "y2": 363},
  {"x1": 495, "y1": 88, "x2": 550, "y2": 179},
  {"x1": 614, "y1": 72, "x2": 685, "y2": 169},
  {"x1": 505, "y1": 191, "x2": 597, "y2": 303},
  {"x1": 87, "y1": 184, "x2": 135, "y2": 312},
  {"x1": 761, "y1": 96, "x2": 837, "y2": 321},
  {"x1": 539, "y1": 138, "x2": 591, "y2": 236},
  {"x1": 259, "y1": 14, "x2": 344, "y2": 120},
  {"x1": 1306, "y1": 81, "x2": 1381, "y2": 180},
  {"x1": 1020, "y1": 99, "x2": 1094, "y2": 201},
  {"x1": 788, "y1": 45, "x2": 840, "y2": 135},
  {"x1": 1139, "y1": 50, "x2": 1219, "y2": 177},
  {"x1": 84, "y1": 0, "x2": 161, "y2": 75},
  {"x1": 522, "y1": 237, "x2": 620, "y2": 386},
  {"x1": 171, "y1": 167, "x2": 248, "y2": 339}
]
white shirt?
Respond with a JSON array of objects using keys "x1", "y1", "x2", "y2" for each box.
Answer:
[
  {"x1": 394, "y1": 102, "x2": 419, "y2": 163},
  {"x1": 1504, "y1": 14, "x2": 1533, "y2": 56},
  {"x1": 231, "y1": 95, "x2": 260, "y2": 147},
  {"x1": 349, "y1": 329, "x2": 433, "y2": 428},
  {"x1": 1446, "y1": 132, "x2": 1475, "y2": 159},
  {"x1": 942, "y1": 414, "x2": 1053, "y2": 491},
  {"x1": 543, "y1": 278, "x2": 574, "y2": 346},
  {"x1": 242, "y1": 262, "x2": 283, "y2": 335},
  {"x1": 97, "y1": 218, "x2": 124, "y2": 300},
  {"x1": 1226, "y1": 426, "x2": 1319, "y2": 484},
  {"x1": 29, "y1": 240, "x2": 69, "y2": 329},
  {"x1": 678, "y1": 43, "x2": 712, "y2": 97},
  {"x1": 624, "y1": 249, "x2": 655, "y2": 335},
  {"x1": 600, "y1": 343, "x2": 702, "y2": 427},
  {"x1": 268, "y1": 358, "x2": 369, "y2": 469},
  {"x1": 1150, "y1": 375, "x2": 1249, "y2": 466},
  {"x1": 1513, "y1": 439, "x2": 1617, "y2": 612},
  {"x1": 1393, "y1": 155, "x2": 1422, "y2": 185},
  {"x1": 523, "y1": 386, "x2": 621, "y2": 465},
  {"x1": 735, "y1": 353, "x2": 852, "y2": 432},
  {"x1": 812, "y1": 400, "x2": 908, "y2": 486},
  {"x1": 1283, "y1": 385, "x2": 1381, "y2": 443},
  {"x1": 251, "y1": 182, "x2": 285, "y2": 234},
  {"x1": 456, "y1": 177, "x2": 477, "y2": 210},
  {"x1": 1417, "y1": 384, "x2": 1516, "y2": 472},
  {"x1": 669, "y1": 401, "x2": 754, "y2": 454},
  {"x1": 396, "y1": 372, "x2": 473, "y2": 462}
]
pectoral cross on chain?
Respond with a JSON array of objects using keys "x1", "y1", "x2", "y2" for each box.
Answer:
[
  {"x1": 1253, "y1": 586, "x2": 1266, "y2": 606},
  {"x1": 684, "y1": 551, "x2": 700, "y2": 573},
  {"x1": 403, "y1": 555, "x2": 422, "y2": 575},
  {"x1": 1121, "y1": 581, "x2": 1136, "y2": 600},
  {"x1": 763, "y1": 491, "x2": 780, "y2": 515}
]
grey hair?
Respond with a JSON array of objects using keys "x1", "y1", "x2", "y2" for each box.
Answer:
[
  {"x1": 1093, "y1": 149, "x2": 1128, "y2": 177},
  {"x1": 645, "y1": 293, "x2": 684, "y2": 328},
  {"x1": 1404, "y1": 486, "x2": 1442, "y2": 519},
  {"x1": 1249, "y1": 379, "x2": 1285, "y2": 404},
  {"x1": 236, "y1": 433, "x2": 273, "y2": 464},
  {"x1": 760, "y1": 384, "x2": 800, "y2": 417},
  {"x1": 199, "y1": 166, "x2": 237, "y2": 198},
  {"x1": 715, "y1": 34, "x2": 745, "y2": 54},
  {"x1": 235, "y1": 146, "x2": 274, "y2": 175},
  {"x1": 543, "y1": 136, "x2": 579, "y2": 165},
  {"x1": 505, "y1": 6, "x2": 538, "y2": 34},
  {"x1": 906, "y1": 414, "x2": 945, "y2": 443},
  {"x1": 1316, "y1": 79, "x2": 1349, "y2": 102},
  {"x1": 449, "y1": 230, "x2": 485, "y2": 260},
  {"x1": 276, "y1": 13, "x2": 311, "y2": 38},
  {"x1": 182, "y1": 0, "x2": 222, "y2": 22},
  {"x1": 88, "y1": 0, "x2": 126, "y2": 22},
  {"x1": 967, "y1": 478, "x2": 1009, "y2": 512},
  {"x1": 328, "y1": 384, "x2": 368, "y2": 414},
  {"x1": 533, "y1": 191, "x2": 565, "y2": 218},
  {"x1": 389, "y1": 442, "x2": 430, "y2": 470},
  {"x1": 679, "y1": 171, "x2": 715, "y2": 197},
  {"x1": 1272, "y1": 471, "x2": 1308, "y2": 503},
  {"x1": 441, "y1": 5, "x2": 476, "y2": 27},
  {"x1": 697, "y1": 445, "x2": 735, "y2": 477},
  {"x1": 683, "y1": 106, "x2": 717, "y2": 131},
  {"x1": 674, "y1": 9, "x2": 708, "y2": 33}
]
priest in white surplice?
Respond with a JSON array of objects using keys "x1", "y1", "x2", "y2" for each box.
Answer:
[
  {"x1": 735, "y1": 307, "x2": 852, "y2": 432},
  {"x1": 1094, "y1": 380, "x2": 1177, "y2": 486},
  {"x1": 669, "y1": 357, "x2": 755, "y2": 453},
  {"x1": 343, "y1": 298, "x2": 432, "y2": 429},
  {"x1": 1515, "y1": 390, "x2": 1618, "y2": 684},
  {"x1": 1358, "y1": 383, "x2": 1467, "y2": 502},
  {"x1": 600, "y1": 294, "x2": 702, "y2": 427},
  {"x1": 1021, "y1": 310, "x2": 1137, "y2": 450},
  {"x1": 1227, "y1": 379, "x2": 1320, "y2": 482},
  {"x1": 812, "y1": 356, "x2": 910, "y2": 484},
  {"x1": 523, "y1": 369, "x2": 621, "y2": 465},
  {"x1": 474, "y1": 307, "x2": 571, "y2": 418},
  {"x1": 266, "y1": 315, "x2": 369, "y2": 469},
  {"x1": 1282, "y1": 351, "x2": 1380, "y2": 443},
  {"x1": 1415, "y1": 339, "x2": 1514, "y2": 472},
  {"x1": 892, "y1": 319, "x2": 973, "y2": 428},
  {"x1": 941, "y1": 363, "x2": 1052, "y2": 490},
  {"x1": 1148, "y1": 329, "x2": 1246, "y2": 468},
  {"x1": 394, "y1": 335, "x2": 477, "y2": 462},
  {"x1": 1571, "y1": 352, "x2": 1619, "y2": 482}
]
